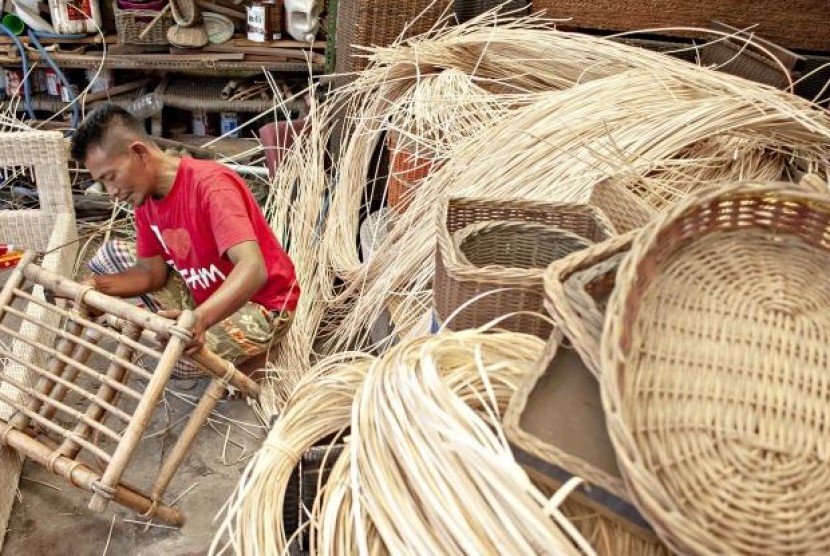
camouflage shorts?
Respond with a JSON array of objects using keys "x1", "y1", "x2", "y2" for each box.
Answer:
[{"x1": 89, "y1": 239, "x2": 293, "y2": 378}]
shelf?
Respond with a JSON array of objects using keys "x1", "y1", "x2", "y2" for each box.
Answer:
[
  {"x1": 156, "y1": 77, "x2": 304, "y2": 113},
  {"x1": 10, "y1": 88, "x2": 148, "y2": 113}
]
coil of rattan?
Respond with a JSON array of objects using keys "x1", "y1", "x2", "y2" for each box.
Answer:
[{"x1": 601, "y1": 181, "x2": 830, "y2": 554}]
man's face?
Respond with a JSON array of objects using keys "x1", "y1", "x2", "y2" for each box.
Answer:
[{"x1": 84, "y1": 144, "x2": 153, "y2": 207}]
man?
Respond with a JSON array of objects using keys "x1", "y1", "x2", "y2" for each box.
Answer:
[{"x1": 71, "y1": 103, "x2": 299, "y2": 377}]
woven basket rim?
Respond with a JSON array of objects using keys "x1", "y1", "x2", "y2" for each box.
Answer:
[{"x1": 600, "y1": 180, "x2": 830, "y2": 554}]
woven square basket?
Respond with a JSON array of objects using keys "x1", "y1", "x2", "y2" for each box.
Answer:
[
  {"x1": 113, "y1": 1, "x2": 173, "y2": 45},
  {"x1": 503, "y1": 329, "x2": 668, "y2": 555},
  {"x1": 433, "y1": 197, "x2": 614, "y2": 339},
  {"x1": 602, "y1": 181, "x2": 830, "y2": 554}
]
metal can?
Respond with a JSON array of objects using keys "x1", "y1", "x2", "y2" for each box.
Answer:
[
  {"x1": 3, "y1": 69, "x2": 23, "y2": 98},
  {"x1": 246, "y1": 2, "x2": 272, "y2": 42},
  {"x1": 220, "y1": 112, "x2": 238, "y2": 138},
  {"x1": 45, "y1": 68, "x2": 60, "y2": 97},
  {"x1": 31, "y1": 69, "x2": 47, "y2": 93}
]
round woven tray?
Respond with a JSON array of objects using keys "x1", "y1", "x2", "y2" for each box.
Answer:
[{"x1": 601, "y1": 181, "x2": 830, "y2": 554}]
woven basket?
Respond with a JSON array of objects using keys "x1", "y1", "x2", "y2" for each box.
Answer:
[
  {"x1": 543, "y1": 231, "x2": 635, "y2": 378},
  {"x1": 434, "y1": 198, "x2": 613, "y2": 338},
  {"x1": 504, "y1": 329, "x2": 668, "y2": 555},
  {"x1": 602, "y1": 181, "x2": 830, "y2": 554},
  {"x1": 588, "y1": 178, "x2": 654, "y2": 234},
  {"x1": 113, "y1": 0, "x2": 173, "y2": 45},
  {"x1": 386, "y1": 134, "x2": 438, "y2": 214}
]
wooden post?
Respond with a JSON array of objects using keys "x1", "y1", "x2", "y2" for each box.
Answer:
[
  {"x1": 190, "y1": 348, "x2": 261, "y2": 400},
  {"x1": 0, "y1": 250, "x2": 37, "y2": 323},
  {"x1": 87, "y1": 311, "x2": 195, "y2": 514},
  {"x1": 151, "y1": 377, "x2": 226, "y2": 503}
]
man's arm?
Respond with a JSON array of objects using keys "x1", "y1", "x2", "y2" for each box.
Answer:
[
  {"x1": 88, "y1": 255, "x2": 170, "y2": 298},
  {"x1": 187, "y1": 240, "x2": 267, "y2": 353}
]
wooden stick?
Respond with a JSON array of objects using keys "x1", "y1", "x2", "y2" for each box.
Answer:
[
  {"x1": 22, "y1": 262, "x2": 181, "y2": 339},
  {"x1": 0, "y1": 336, "x2": 134, "y2": 423},
  {"x1": 37, "y1": 325, "x2": 103, "y2": 422},
  {"x1": 151, "y1": 376, "x2": 226, "y2": 502},
  {"x1": 4, "y1": 299, "x2": 157, "y2": 379},
  {"x1": 88, "y1": 311, "x2": 196, "y2": 514},
  {"x1": 60, "y1": 323, "x2": 142, "y2": 460},
  {"x1": 0, "y1": 422, "x2": 185, "y2": 526},
  {"x1": 137, "y1": 4, "x2": 171, "y2": 41},
  {"x1": 8, "y1": 317, "x2": 84, "y2": 430},
  {"x1": 83, "y1": 78, "x2": 154, "y2": 103},
  {"x1": 0, "y1": 250, "x2": 36, "y2": 324},
  {"x1": 195, "y1": 0, "x2": 245, "y2": 20},
  {"x1": 188, "y1": 348, "x2": 260, "y2": 400},
  {"x1": 0, "y1": 387, "x2": 112, "y2": 462}
]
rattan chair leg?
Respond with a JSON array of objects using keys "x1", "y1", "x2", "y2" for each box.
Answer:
[
  {"x1": 0, "y1": 421, "x2": 185, "y2": 526},
  {"x1": 58, "y1": 324, "x2": 141, "y2": 460},
  {"x1": 87, "y1": 311, "x2": 196, "y2": 514},
  {"x1": 150, "y1": 376, "x2": 226, "y2": 504}
]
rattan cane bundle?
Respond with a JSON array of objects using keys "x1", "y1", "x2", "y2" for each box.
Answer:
[{"x1": 601, "y1": 181, "x2": 830, "y2": 554}]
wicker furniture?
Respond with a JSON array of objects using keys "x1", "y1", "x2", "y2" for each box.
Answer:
[
  {"x1": 602, "y1": 182, "x2": 830, "y2": 553},
  {"x1": 0, "y1": 257, "x2": 260, "y2": 525},
  {"x1": 0, "y1": 130, "x2": 78, "y2": 550},
  {"x1": 433, "y1": 198, "x2": 613, "y2": 338}
]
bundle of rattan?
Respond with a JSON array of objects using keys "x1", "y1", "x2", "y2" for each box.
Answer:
[
  {"x1": 321, "y1": 64, "x2": 830, "y2": 355},
  {"x1": 602, "y1": 182, "x2": 830, "y2": 553},
  {"x1": 215, "y1": 330, "x2": 598, "y2": 555}
]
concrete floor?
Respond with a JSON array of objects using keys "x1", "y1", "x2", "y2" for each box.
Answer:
[{"x1": 2, "y1": 376, "x2": 264, "y2": 556}]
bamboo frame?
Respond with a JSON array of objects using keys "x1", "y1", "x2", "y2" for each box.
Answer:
[{"x1": 0, "y1": 256, "x2": 260, "y2": 525}]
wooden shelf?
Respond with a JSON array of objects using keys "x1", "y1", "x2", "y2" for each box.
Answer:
[{"x1": 10, "y1": 88, "x2": 148, "y2": 113}]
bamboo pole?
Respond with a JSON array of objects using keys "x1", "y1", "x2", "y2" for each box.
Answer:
[
  {"x1": 0, "y1": 337, "x2": 133, "y2": 423},
  {"x1": 151, "y1": 377, "x2": 226, "y2": 504},
  {"x1": 0, "y1": 250, "x2": 36, "y2": 324},
  {"x1": 59, "y1": 323, "x2": 142, "y2": 460},
  {"x1": 22, "y1": 263, "x2": 180, "y2": 338},
  {"x1": 88, "y1": 311, "x2": 195, "y2": 514},
  {"x1": 190, "y1": 348, "x2": 260, "y2": 400},
  {"x1": 38, "y1": 325, "x2": 103, "y2": 422},
  {"x1": 0, "y1": 422, "x2": 185, "y2": 526}
]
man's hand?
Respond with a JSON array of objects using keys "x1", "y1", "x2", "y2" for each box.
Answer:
[{"x1": 158, "y1": 309, "x2": 208, "y2": 355}]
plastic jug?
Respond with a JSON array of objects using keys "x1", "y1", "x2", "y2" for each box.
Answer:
[{"x1": 283, "y1": 0, "x2": 323, "y2": 43}]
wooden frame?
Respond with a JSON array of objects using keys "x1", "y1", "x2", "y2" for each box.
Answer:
[{"x1": 0, "y1": 255, "x2": 260, "y2": 525}]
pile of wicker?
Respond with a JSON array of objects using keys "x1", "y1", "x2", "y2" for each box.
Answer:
[{"x1": 214, "y1": 10, "x2": 830, "y2": 556}]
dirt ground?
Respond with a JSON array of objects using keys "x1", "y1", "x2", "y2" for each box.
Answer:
[{"x1": 1, "y1": 373, "x2": 265, "y2": 556}]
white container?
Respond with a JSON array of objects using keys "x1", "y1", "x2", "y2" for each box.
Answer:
[
  {"x1": 283, "y1": 0, "x2": 323, "y2": 43},
  {"x1": 48, "y1": 0, "x2": 102, "y2": 34},
  {"x1": 246, "y1": 2, "x2": 271, "y2": 42},
  {"x1": 59, "y1": 83, "x2": 78, "y2": 103}
]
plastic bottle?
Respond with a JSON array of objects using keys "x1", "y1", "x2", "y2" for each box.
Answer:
[
  {"x1": 283, "y1": 0, "x2": 323, "y2": 43},
  {"x1": 126, "y1": 93, "x2": 163, "y2": 120}
]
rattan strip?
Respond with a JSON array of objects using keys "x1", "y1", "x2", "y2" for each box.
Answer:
[
  {"x1": 0, "y1": 338, "x2": 133, "y2": 423},
  {"x1": 601, "y1": 181, "x2": 830, "y2": 554},
  {"x1": 0, "y1": 316, "x2": 142, "y2": 405},
  {"x1": 0, "y1": 387, "x2": 112, "y2": 463},
  {"x1": 12, "y1": 288, "x2": 163, "y2": 367}
]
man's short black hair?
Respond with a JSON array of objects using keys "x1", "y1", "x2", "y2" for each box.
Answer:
[{"x1": 70, "y1": 103, "x2": 146, "y2": 162}]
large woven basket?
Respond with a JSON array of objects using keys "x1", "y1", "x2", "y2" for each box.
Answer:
[
  {"x1": 504, "y1": 330, "x2": 668, "y2": 555},
  {"x1": 543, "y1": 231, "x2": 635, "y2": 377},
  {"x1": 434, "y1": 198, "x2": 613, "y2": 338},
  {"x1": 602, "y1": 181, "x2": 830, "y2": 554}
]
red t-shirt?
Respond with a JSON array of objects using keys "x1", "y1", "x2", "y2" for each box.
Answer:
[{"x1": 135, "y1": 157, "x2": 299, "y2": 312}]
